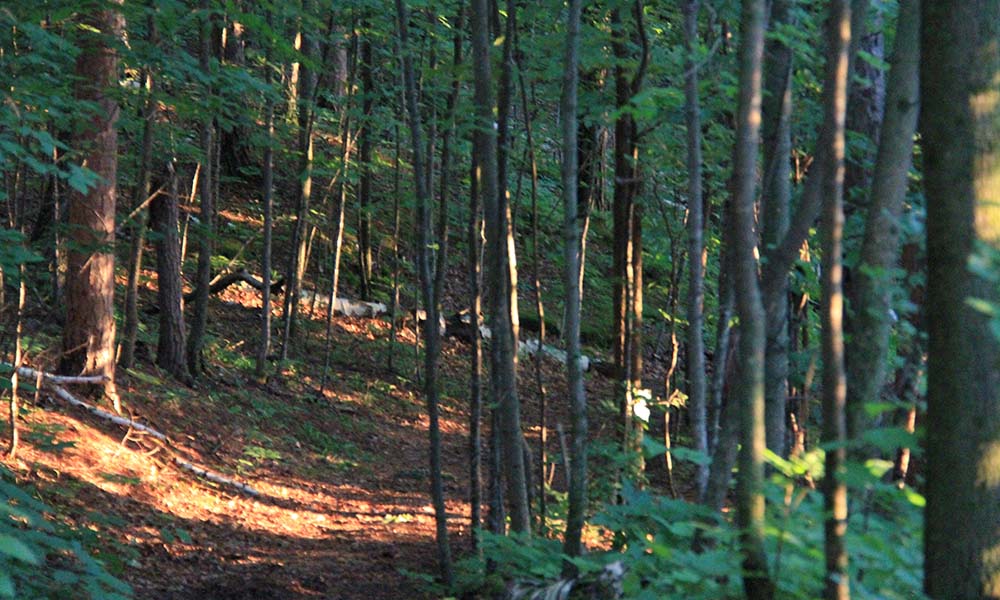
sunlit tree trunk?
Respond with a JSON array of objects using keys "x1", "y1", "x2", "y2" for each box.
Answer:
[
  {"x1": 61, "y1": 2, "x2": 123, "y2": 409},
  {"x1": 818, "y1": 3, "x2": 852, "y2": 598},
  {"x1": 922, "y1": 0, "x2": 1000, "y2": 596}
]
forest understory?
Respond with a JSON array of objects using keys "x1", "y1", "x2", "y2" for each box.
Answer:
[{"x1": 0, "y1": 214, "x2": 636, "y2": 599}]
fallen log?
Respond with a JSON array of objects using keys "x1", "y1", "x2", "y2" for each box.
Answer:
[
  {"x1": 183, "y1": 268, "x2": 285, "y2": 302},
  {"x1": 4, "y1": 364, "x2": 260, "y2": 496}
]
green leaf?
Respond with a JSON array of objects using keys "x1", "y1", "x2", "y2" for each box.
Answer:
[{"x1": 0, "y1": 535, "x2": 40, "y2": 565}]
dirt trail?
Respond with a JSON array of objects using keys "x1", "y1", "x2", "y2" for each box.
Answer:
[{"x1": 4, "y1": 290, "x2": 476, "y2": 599}]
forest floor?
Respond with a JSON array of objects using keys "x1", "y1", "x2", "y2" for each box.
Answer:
[{"x1": 0, "y1": 259, "x2": 649, "y2": 599}]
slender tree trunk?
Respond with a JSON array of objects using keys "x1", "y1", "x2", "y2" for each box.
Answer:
[
  {"x1": 731, "y1": 0, "x2": 772, "y2": 597},
  {"x1": 61, "y1": 3, "x2": 123, "y2": 410},
  {"x1": 255, "y1": 8, "x2": 276, "y2": 379},
  {"x1": 818, "y1": 4, "x2": 852, "y2": 598},
  {"x1": 844, "y1": 0, "x2": 919, "y2": 440},
  {"x1": 121, "y1": 12, "x2": 157, "y2": 370},
  {"x1": 357, "y1": 30, "x2": 374, "y2": 301},
  {"x1": 389, "y1": 122, "x2": 402, "y2": 373},
  {"x1": 280, "y1": 0, "x2": 319, "y2": 359},
  {"x1": 682, "y1": 0, "x2": 709, "y2": 497},
  {"x1": 759, "y1": 0, "x2": 871, "y2": 315},
  {"x1": 187, "y1": 0, "x2": 215, "y2": 377},
  {"x1": 468, "y1": 148, "x2": 485, "y2": 550},
  {"x1": 478, "y1": 0, "x2": 530, "y2": 534},
  {"x1": 922, "y1": 1, "x2": 1000, "y2": 596},
  {"x1": 8, "y1": 262, "x2": 25, "y2": 458},
  {"x1": 761, "y1": 0, "x2": 794, "y2": 458},
  {"x1": 152, "y1": 163, "x2": 189, "y2": 382},
  {"x1": 396, "y1": 0, "x2": 453, "y2": 585},
  {"x1": 433, "y1": 11, "x2": 464, "y2": 333},
  {"x1": 560, "y1": 0, "x2": 585, "y2": 563}
]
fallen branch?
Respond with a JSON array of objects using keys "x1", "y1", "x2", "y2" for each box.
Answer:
[{"x1": 4, "y1": 364, "x2": 259, "y2": 496}]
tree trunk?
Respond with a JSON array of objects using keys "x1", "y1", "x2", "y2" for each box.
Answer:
[
  {"x1": 152, "y1": 163, "x2": 189, "y2": 383},
  {"x1": 817, "y1": 3, "x2": 852, "y2": 598},
  {"x1": 683, "y1": 0, "x2": 709, "y2": 497},
  {"x1": 396, "y1": 0, "x2": 453, "y2": 585},
  {"x1": 357, "y1": 30, "x2": 374, "y2": 302},
  {"x1": 730, "y1": 0, "x2": 772, "y2": 597},
  {"x1": 844, "y1": 0, "x2": 919, "y2": 440},
  {"x1": 121, "y1": 11, "x2": 157, "y2": 370},
  {"x1": 761, "y1": 0, "x2": 794, "y2": 458},
  {"x1": 560, "y1": 0, "x2": 586, "y2": 563},
  {"x1": 61, "y1": 3, "x2": 123, "y2": 409},
  {"x1": 255, "y1": 8, "x2": 276, "y2": 379},
  {"x1": 468, "y1": 146, "x2": 485, "y2": 550},
  {"x1": 485, "y1": 0, "x2": 531, "y2": 534},
  {"x1": 922, "y1": 0, "x2": 1000, "y2": 596},
  {"x1": 187, "y1": 0, "x2": 215, "y2": 377},
  {"x1": 280, "y1": 0, "x2": 319, "y2": 359}
]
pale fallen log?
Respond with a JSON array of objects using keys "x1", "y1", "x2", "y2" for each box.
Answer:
[{"x1": 3, "y1": 364, "x2": 259, "y2": 496}]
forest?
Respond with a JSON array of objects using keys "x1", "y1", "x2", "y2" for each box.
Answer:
[{"x1": 0, "y1": 0, "x2": 997, "y2": 598}]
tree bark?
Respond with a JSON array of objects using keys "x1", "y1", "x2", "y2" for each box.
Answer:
[
  {"x1": 560, "y1": 0, "x2": 585, "y2": 563},
  {"x1": 817, "y1": 3, "x2": 853, "y2": 598},
  {"x1": 280, "y1": 0, "x2": 319, "y2": 359},
  {"x1": 682, "y1": 0, "x2": 710, "y2": 497},
  {"x1": 761, "y1": 0, "x2": 794, "y2": 458},
  {"x1": 357, "y1": 29, "x2": 374, "y2": 301},
  {"x1": 187, "y1": 0, "x2": 215, "y2": 377},
  {"x1": 730, "y1": 0, "x2": 772, "y2": 597},
  {"x1": 922, "y1": 0, "x2": 1000, "y2": 596},
  {"x1": 120, "y1": 9, "x2": 158, "y2": 370},
  {"x1": 479, "y1": 0, "x2": 530, "y2": 534},
  {"x1": 396, "y1": 0, "x2": 453, "y2": 585},
  {"x1": 151, "y1": 163, "x2": 190, "y2": 383},
  {"x1": 61, "y1": 2, "x2": 123, "y2": 409},
  {"x1": 844, "y1": 0, "x2": 919, "y2": 440},
  {"x1": 255, "y1": 7, "x2": 276, "y2": 379}
]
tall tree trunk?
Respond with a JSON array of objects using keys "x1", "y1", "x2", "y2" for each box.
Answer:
[
  {"x1": 761, "y1": 0, "x2": 794, "y2": 458},
  {"x1": 483, "y1": 0, "x2": 530, "y2": 534},
  {"x1": 61, "y1": 2, "x2": 123, "y2": 410},
  {"x1": 187, "y1": 0, "x2": 215, "y2": 378},
  {"x1": 396, "y1": 0, "x2": 453, "y2": 585},
  {"x1": 255, "y1": 8, "x2": 276, "y2": 379},
  {"x1": 468, "y1": 148, "x2": 485, "y2": 550},
  {"x1": 560, "y1": 0, "x2": 585, "y2": 563},
  {"x1": 922, "y1": 0, "x2": 1000, "y2": 596},
  {"x1": 818, "y1": 3, "x2": 852, "y2": 598},
  {"x1": 280, "y1": 0, "x2": 319, "y2": 360},
  {"x1": 357, "y1": 30, "x2": 374, "y2": 301},
  {"x1": 683, "y1": 0, "x2": 709, "y2": 497},
  {"x1": 611, "y1": 1, "x2": 649, "y2": 482},
  {"x1": 844, "y1": 0, "x2": 919, "y2": 440},
  {"x1": 152, "y1": 162, "x2": 189, "y2": 383},
  {"x1": 121, "y1": 10, "x2": 158, "y2": 370},
  {"x1": 759, "y1": 0, "x2": 871, "y2": 315},
  {"x1": 731, "y1": 0, "x2": 772, "y2": 597}
]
